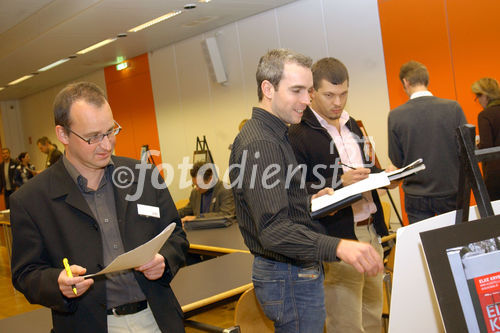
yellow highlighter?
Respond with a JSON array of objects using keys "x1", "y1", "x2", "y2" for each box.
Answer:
[{"x1": 63, "y1": 258, "x2": 78, "y2": 296}]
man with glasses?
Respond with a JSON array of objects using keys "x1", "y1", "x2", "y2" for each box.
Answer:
[{"x1": 10, "y1": 82, "x2": 189, "y2": 333}]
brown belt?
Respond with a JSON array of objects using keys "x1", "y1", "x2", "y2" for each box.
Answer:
[{"x1": 356, "y1": 215, "x2": 374, "y2": 226}]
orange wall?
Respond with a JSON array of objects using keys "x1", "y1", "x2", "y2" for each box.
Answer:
[
  {"x1": 378, "y1": 0, "x2": 499, "y2": 223},
  {"x1": 104, "y1": 53, "x2": 162, "y2": 164}
]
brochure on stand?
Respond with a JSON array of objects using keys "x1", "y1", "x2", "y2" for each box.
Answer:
[
  {"x1": 84, "y1": 222, "x2": 176, "y2": 278},
  {"x1": 311, "y1": 159, "x2": 426, "y2": 218}
]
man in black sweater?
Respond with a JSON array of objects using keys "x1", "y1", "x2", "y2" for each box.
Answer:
[{"x1": 388, "y1": 60, "x2": 467, "y2": 223}]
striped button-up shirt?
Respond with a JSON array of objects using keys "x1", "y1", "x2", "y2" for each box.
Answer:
[{"x1": 229, "y1": 107, "x2": 340, "y2": 266}]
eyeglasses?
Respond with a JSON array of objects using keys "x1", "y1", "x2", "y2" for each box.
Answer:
[
  {"x1": 474, "y1": 94, "x2": 483, "y2": 102},
  {"x1": 66, "y1": 120, "x2": 122, "y2": 145}
]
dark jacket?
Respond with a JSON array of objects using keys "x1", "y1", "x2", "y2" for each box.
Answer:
[
  {"x1": 478, "y1": 102, "x2": 500, "y2": 200},
  {"x1": 10, "y1": 156, "x2": 189, "y2": 333},
  {"x1": 0, "y1": 158, "x2": 18, "y2": 192},
  {"x1": 177, "y1": 181, "x2": 235, "y2": 218},
  {"x1": 14, "y1": 163, "x2": 36, "y2": 187},
  {"x1": 289, "y1": 107, "x2": 388, "y2": 240}
]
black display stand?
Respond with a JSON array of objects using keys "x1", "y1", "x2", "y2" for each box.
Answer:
[
  {"x1": 193, "y1": 136, "x2": 215, "y2": 164},
  {"x1": 455, "y1": 124, "x2": 500, "y2": 224},
  {"x1": 140, "y1": 144, "x2": 156, "y2": 165},
  {"x1": 356, "y1": 120, "x2": 404, "y2": 226}
]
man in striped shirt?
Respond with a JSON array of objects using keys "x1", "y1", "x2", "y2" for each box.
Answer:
[{"x1": 229, "y1": 49, "x2": 383, "y2": 333}]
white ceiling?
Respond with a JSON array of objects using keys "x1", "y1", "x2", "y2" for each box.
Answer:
[{"x1": 0, "y1": 0, "x2": 298, "y2": 101}]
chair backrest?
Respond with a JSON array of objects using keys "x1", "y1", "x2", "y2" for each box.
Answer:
[
  {"x1": 174, "y1": 198, "x2": 189, "y2": 210},
  {"x1": 381, "y1": 201, "x2": 391, "y2": 230},
  {"x1": 234, "y1": 286, "x2": 274, "y2": 333}
]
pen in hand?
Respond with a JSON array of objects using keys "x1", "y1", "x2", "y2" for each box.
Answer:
[
  {"x1": 338, "y1": 161, "x2": 356, "y2": 170},
  {"x1": 63, "y1": 258, "x2": 78, "y2": 296}
]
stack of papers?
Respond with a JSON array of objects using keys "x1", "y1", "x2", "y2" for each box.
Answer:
[
  {"x1": 311, "y1": 159, "x2": 426, "y2": 218},
  {"x1": 311, "y1": 173, "x2": 390, "y2": 218},
  {"x1": 385, "y1": 158, "x2": 426, "y2": 181},
  {"x1": 83, "y1": 222, "x2": 176, "y2": 278}
]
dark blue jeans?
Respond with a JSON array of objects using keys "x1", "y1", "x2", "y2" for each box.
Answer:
[
  {"x1": 252, "y1": 256, "x2": 325, "y2": 333},
  {"x1": 404, "y1": 193, "x2": 457, "y2": 224}
]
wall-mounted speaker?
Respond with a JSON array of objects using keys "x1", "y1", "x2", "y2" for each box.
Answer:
[{"x1": 202, "y1": 37, "x2": 227, "y2": 84}]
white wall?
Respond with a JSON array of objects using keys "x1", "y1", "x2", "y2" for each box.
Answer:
[
  {"x1": 149, "y1": 0, "x2": 398, "y2": 206},
  {"x1": 17, "y1": 71, "x2": 106, "y2": 170}
]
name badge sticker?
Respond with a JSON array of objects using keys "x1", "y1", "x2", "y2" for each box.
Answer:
[{"x1": 137, "y1": 204, "x2": 160, "y2": 218}]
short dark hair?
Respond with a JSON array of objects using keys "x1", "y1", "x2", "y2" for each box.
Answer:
[
  {"x1": 17, "y1": 152, "x2": 28, "y2": 161},
  {"x1": 399, "y1": 60, "x2": 429, "y2": 87},
  {"x1": 37, "y1": 136, "x2": 51, "y2": 145},
  {"x1": 256, "y1": 49, "x2": 312, "y2": 101},
  {"x1": 53, "y1": 82, "x2": 107, "y2": 131},
  {"x1": 311, "y1": 57, "x2": 349, "y2": 90},
  {"x1": 190, "y1": 161, "x2": 213, "y2": 181}
]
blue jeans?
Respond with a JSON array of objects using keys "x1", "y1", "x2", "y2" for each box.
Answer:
[
  {"x1": 404, "y1": 193, "x2": 456, "y2": 224},
  {"x1": 252, "y1": 256, "x2": 325, "y2": 333}
]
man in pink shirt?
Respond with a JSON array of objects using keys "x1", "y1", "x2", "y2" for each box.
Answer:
[{"x1": 289, "y1": 57, "x2": 390, "y2": 333}]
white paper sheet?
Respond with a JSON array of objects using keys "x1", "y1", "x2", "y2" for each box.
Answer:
[
  {"x1": 84, "y1": 222, "x2": 176, "y2": 278},
  {"x1": 311, "y1": 172, "x2": 390, "y2": 213}
]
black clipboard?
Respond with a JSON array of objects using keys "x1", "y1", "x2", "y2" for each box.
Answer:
[{"x1": 311, "y1": 193, "x2": 363, "y2": 219}]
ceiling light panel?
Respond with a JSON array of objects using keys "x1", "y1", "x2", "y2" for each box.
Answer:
[
  {"x1": 8, "y1": 74, "x2": 34, "y2": 86},
  {"x1": 76, "y1": 38, "x2": 117, "y2": 55},
  {"x1": 38, "y1": 58, "x2": 71, "y2": 72},
  {"x1": 128, "y1": 10, "x2": 182, "y2": 33}
]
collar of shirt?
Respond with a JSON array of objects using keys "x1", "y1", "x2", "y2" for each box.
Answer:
[
  {"x1": 252, "y1": 107, "x2": 289, "y2": 140},
  {"x1": 62, "y1": 155, "x2": 115, "y2": 192},
  {"x1": 310, "y1": 107, "x2": 350, "y2": 131},
  {"x1": 410, "y1": 90, "x2": 433, "y2": 99}
]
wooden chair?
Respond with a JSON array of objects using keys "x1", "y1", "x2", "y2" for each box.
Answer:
[
  {"x1": 174, "y1": 198, "x2": 189, "y2": 210},
  {"x1": 380, "y1": 201, "x2": 396, "y2": 333},
  {"x1": 234, "y1": 286, "x2": 274, "y2": 333}
]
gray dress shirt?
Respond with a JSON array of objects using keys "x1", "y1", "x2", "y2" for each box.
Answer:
[{"x1": 63, "y1": 156, "x2": 145, "y2": 308}]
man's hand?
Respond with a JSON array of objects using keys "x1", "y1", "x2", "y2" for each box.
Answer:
[
  {"x1": 340, "y1": 168, "x2": 370, "y2": 186},
  {"x1": 135, "y1": 254, "x2": 165, "y2": 280},
  {"x1": 57, "y1": 265, "x2": 94, "y2": 298},
  {"x1": 336, "y1": 239, "x2": 384, "y2": 276},
  {"x1": 311, "y1": 187, "x2": 334, "y2": 200},
  {"x1": 181, "y1": 215, "x2": 196, "y2": 223},
  {"x1": 385, "y1": 164, "x2": 402, "y2": 189}
]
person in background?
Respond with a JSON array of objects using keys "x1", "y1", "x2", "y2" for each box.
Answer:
[
  {"x1": 229, "y1": 48, "x2": 383, "y2": 333},
  {"x1": 10, "y1": 82, "x2": 189, "y2": 333},
  {"x1": 177, "y1": 161, "x2": 235, "y2": 224},
  {"x1": 0, "y1": 148, "x2": 18, "y2": 209},
  {"x1": 289, "y1": 57, "x2": 390, "y2": 333},
  {"x1": 388, "y1": 60, "x2": 467, "y2": 223},
  {"x1": 471, "y1": 77, "x2": 500, "y2": 200},
  {"x1": 0, "y1": 148, "x2": 17, "y2": 209},
  {"x1": 14, "y1": 152, "x2": 36, "y2": 187},
  {"x1": 37, "y1": 136, "x2": 63, "y2": 169}
]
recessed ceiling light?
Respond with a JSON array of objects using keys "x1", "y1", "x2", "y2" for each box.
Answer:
[
  {"x1": 0, "y1": 87, "x2": 5, "y2": 92},
  {"x1": 198, "y1": 0, "x2": 211, "y2": 3},
  {"x1": 38, "y1": 58, "x2": 71, "y2": 72},
  {"x1": 8, "y1": 74, "x2": 34, "y2": 86},
  {"x1": 128, "y1": 10, "x2": 182, "y2": 33},
  {"x1": 76, "y1": 38, "x2": 117, "y2": 55}
]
